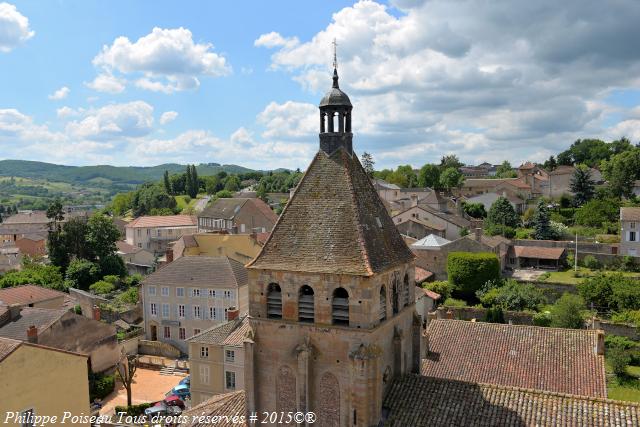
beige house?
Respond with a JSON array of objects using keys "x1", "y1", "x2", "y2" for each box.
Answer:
[
  {"x1": 0, "y1": 336, "x2": 90, "y2": 426},
  {"x1": 125, "y1": 215, "x2": 197, "y2": 255},
  {"x1": 197, "y1": 198, "x2": 278, "y2": 234},
  {"x1": 620, "y1": 207, "x2": 640, "y2": 257},
  {"x1": 187, "y1": 313, "x2": 251, "y2": 405},
  {"x1": 392, "y1": 203, "x2": 471, "y2": 240},
  {"x1": 0, "y1": 306, "x2": 119, "y2": 373},
  {"x1": 141, "y1": 256, "x2": 249, "y2": 354},
  {"x1": 116, "y1": 240, "x2": 155, "y2": 275}
]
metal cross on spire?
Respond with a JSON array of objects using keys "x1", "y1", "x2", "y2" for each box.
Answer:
[{"x1": 332, "y1": 38, "x2": 338, "y2": 70}]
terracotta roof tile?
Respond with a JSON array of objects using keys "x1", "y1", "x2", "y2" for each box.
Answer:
[
  {"x1": 422, "y1": 320, "x2": 606, "y2": 398},
  {"x1": 621, "y1": 207, "x2": 640, "y2": 222},
  {"x1": 248, "y1": 149, "x2": 414, "y2": 276},
  {"x1": 415, "y1": 267, "x2": 433, "y2": 283},
  {"x1": 0, "y1": 285, "x2": 67, "y2": 306},
  {"x1": 126, "y1": 215, "x2": 197, "y2": 228},
  {"x1": 514, "y1": 245, "x2": 566, "y2": 260},
  {"x1": 0, "y1": 336, "x2": 21, "y2": 362},
  {"x1": 383, "y1": 375, "x2": 640, "y2": 426},
  {"x1": 179, "y1": 390, "x2": 247, "y2": 427}
]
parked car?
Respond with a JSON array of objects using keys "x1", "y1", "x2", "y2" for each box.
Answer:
[
  {"x1": 145, "y1": 403, "x2": 182, "y2": 417},
  {"x1": 179, "y1": 376, "x2": 190, "y2": 387},
  {"x1": 163, "y1": 395, "x2": 185, "y2": 409},
  {"x1": 166, "y1": 384, "x2": 190, "y2": 400}
]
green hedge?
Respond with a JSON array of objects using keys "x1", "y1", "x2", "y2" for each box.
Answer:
[
  {"x1": 89, "y1": 373, "x2": 115, "y2": 401},
  {"x1": 115, "y1": 403, "x2": 152, "y2": 416},
  {"x1": 447, "y1": 252, "x2": 500, "y2": 296}
]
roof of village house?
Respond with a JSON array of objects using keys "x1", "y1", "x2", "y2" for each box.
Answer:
[
  {"x1": 395, "y1": 217, "x2": 446, "y2": 232},
  {"x1": 126, "y1": 215, "x2": 197, "y2": 228},
  {"x1": 411, "y1": 234, "x2": 451, "y2": 249},
  {"x1": 187, "y1": 316, "x2": 252, "y2": 347},
  {"x1": 422, "y1": 191, "x2": 448, "y2": 206},
  {"x1": 0, "y1": 308, "x2": 67, "y2": 340},
  {"x1": 547, "y1": 165, "x2": 576, "y2": 175},
  {"x1": 621, "y1": 207, "x2": 640, "y2": 222},
  {"x1": 116, "y1": 240, "x2": 140, "y2": 254},
  {"x1": 415, "y1": 267, "x2": 434, "y2": 283},
  {"x1": 513, "y1": 245, "x2": 566, "y2": 260},
  {"x1": 422, "y1": 320, "x2": 606, "y2": 397},
  {"x1": 518, "y1": 161, "x2": 536, "y2": 170},
  {"x1": 373, "y1": 179, "x2": 401, "y2": 190},
  {"x1": 179, "y1": 390, "x2": 247, "y2": 427},
  {"x1": 383, "y1": 375, "x2": 639, "y2": 427},
  {"x1": 199, "y1": 198, "x2": 278, "y2": 223},
  {"x1": 2, "y1": 211, "x2": 50, "y2": 224},
  {"x1": 248, "y1": 149, "x2": 414, "y2": 276},
  {"x1": 0, "y1": 336, "x2": 21, "y2": 362},
  {"x1": 143, "y1": 256, "x2": 248, "y2": 288},
  {"x1": 18, "y1": 233, "x2": 46, "y2": 241},
  {"x1": 414, "y1": 204, "x2": 471, "y2": 228},
  {"x1": 0, "y1": 285, "x2": 66, "y2": 306},
  {"x1": 496, "y1": 178, "x2": 531, "y2": 190}
]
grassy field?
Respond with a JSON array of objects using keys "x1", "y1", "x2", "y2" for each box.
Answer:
[
  {"x1": 540, "y1": 267, "x2": 640, "y2": 285},
  {"x1": 174, "y1": 195, "x2": 203, "y2": 212},
  {"x1": 606, "y1": 361, "x2": 640, "y2": 402}
]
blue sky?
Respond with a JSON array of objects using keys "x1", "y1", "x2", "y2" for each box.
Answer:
[{"x1": 1, "y1": 0, "x2": 640, "y2": 170}]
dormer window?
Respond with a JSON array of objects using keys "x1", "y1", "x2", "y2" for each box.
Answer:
[
  {"x1": 267, "y1": 283, "x2": 282, "y2": 319},
  {"x1": 298, "y1": 285, "x2": 315, "y2": 323},
  {"x1": 332, "y1": 287, "x2": 349, "y2": 326}
]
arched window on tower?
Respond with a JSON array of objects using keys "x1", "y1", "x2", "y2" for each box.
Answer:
[
  {"x1": 403, "y1": 274, "x2": 410, "y2": 307},
  {"x1": 332, "y1": 287, "x2": 349, "y2": 326},
  {"x1": 298, "y1": 285, "x2": 315, "y2": 323},
  {"x1": 267, "y1": 283, "x2": 282, "y2": 319},
  {"x1": 379, "y1": 285, "x2": 387, "y2": 322},
  {"x1": 392, "y1": 278, "x2": 399, "y2": 315}
]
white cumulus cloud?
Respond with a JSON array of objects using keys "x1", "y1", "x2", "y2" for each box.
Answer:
[
  {"x1": 159, "y1": 111, "x2": 178, "y2": 125},
  {"x1": 65, "y1": 101, "x2": 154, "y2": 141},
  {"x1": 85, "y1": 73, "x2": 126, "y2": 94},
  {"x1": 48, "y1": 86, "x2": 70, "y2": 100},
  {"x1": 0, "y1": 2, "x2": 34, "y2": 52},
  {"x1": 91, "y1": 27, "x2": 231, "y2": 93}
]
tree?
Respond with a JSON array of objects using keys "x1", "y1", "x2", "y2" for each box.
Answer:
[
  {"x1": 532, "y1": 199, "x2": 555, "y2": 240},
  {"x1": 601, "y1": 148, "x2": 640, "y2": 198},
  {"x1": 65, "y1": 259, "x2": 100, "y2": 291},
  {"x1": 63, "y1": 217, "x2": 94, "y2": 260},
  {"x1": 189, "y1": 164, "x2": 199, "y2": 198},
  {"x1": 486, "y1": 197, "x2": 519, "y2": 229},
  {"x1": 439, "y1": 154, "x2": 463, "y2": 170},
  {"x1": 477, "y1": 279, "x2": 546, "y2": 311},
  {"x1": 550, "y1": 293, "x2": 586, "y2": 329},
  {"x1": 361, "y1": 152, "x2": 375, "y2": 178},
  {"x1": 224, "y1": 175, "x2": 241, "y2": 192},
  {"x1": 495, "y1": 161, "x2": 516, "y2": 178},
  {"x1": 116, "y1": 352, "x2": 139, "y2": 407},
  {"x1": 46, "y1": 199, "x2": 65, "y2": 230},
  {"x1": 110, "y1": 192, "x2": 133, "y2": 216},
  {"x1": 439, "y1": 167, "x2": 464, "y2": 191},
  {"x1": 608, "y1": 347, "x2": 631, "y2": 378},
  {"x1": 610, "y1": 136, "x2": 634, "y2": 155},
  {"x1": 86, "y1": 214, "x2": 120, "y2": 259},
  {"x1": 163, "y1": 170, "x2": 172, "y2": 195},
  {"x1": 570, "y1": 164, "x2": 595, "y2": 206},
  {"x1": 447, "y1": 252, "x2": 500, "y2": 298},
  {"x1": 574, "y1": 198, "x2": 620, "y2": 228},
  {"x1": 0, "y1": 259, "x2": 64, "y2": 290},
  {"x1": 462, "y1": 202, "x2": 486, "y2": 219},
  {"x1": 185, "y1": 165, "x2": 193, "y2": 197},
  {"x1": 543, "y1": 155, "x2": 557, "y2": 171},
  {"x1": 417, "y1": 164, "x2": 440, "y2": 188}
]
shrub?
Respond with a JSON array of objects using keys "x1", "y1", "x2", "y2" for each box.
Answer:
[
  {"x1": 183, "y1": 195, "x2": 191, "y2": 203},
  {"x1": 485, "y1": 307, "x2": 505, "y2": 323},
  {"x1": 215, "y1": 190, "x2": 233, "y2": 198},
  {"x1": 484, "y1": 224, "x2": 516, "y2": 238},
  {"x1": 611, "y1": 310, "x2": 640, "y2": 326},
  {"x1": 477, "y1": 279, "x2": 546, "y2": 311},
  {"x1": 608, "y1": 347, "x2": 632, "y2": 378},
  {"x1": 89, "y1": 280, "x2": 115, "y2": 295},
  {"x1": 103, "y1": 275, "x2": 121, "y2": 285},
  {"x1": 582, "y1": 255, "x2": 600, "y2": 270},
  {"x1": 99, "y1": 254, "x2": 127, "y2": 278},
  {"x1": 550, "y1": 293, "x2": 586, "y2": 329},
  {"x1": 463, "y1": 202, "x2": 486, "y2": 219},
  {"x1": 447, "y1": 252, "x2": 500, "y2": 297},
  {"x1": 621, "y1": 256, "x2": 638, "y2": 272},
  {"x1": 578, "y1": 273, "x2": 640, "y2": 312},
  {"x1": 117, "y1": 286, "x2": 139, "y2": 305},
  {"x1": 605, "y1": 335, "x2": 639, "y2": 351},
  {"x1": 65, "y1": 259, "x2": 100, "y2": 291},
  {"x1": 459, "y1": 227, "x2": 469, "y2": 237},
  {"x1": 533, "y1": 311, "x2": 552, "y2": 327},
  {"x1": 90, "y1": 373, "x2": 115, "y2": 400},
  {"x1": 115, "y1": 403, "x2": 152, "y2": 416},
  {"x1": 73, "y1": 304, "x2": 82, "y2": 315},
  {"x1": 443, "y1": 297, "x2": 467, "y2": 307},
  {"x1": 515, "y1": 228, "x2": 533, "y2": 239},
  {"x1": 424, "y1": 281, "x2": 453, "y2": 301}
]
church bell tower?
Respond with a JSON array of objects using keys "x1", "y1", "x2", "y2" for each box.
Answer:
[{"x1": 245, "y1": 50, "x2": 420, "y2": 427}]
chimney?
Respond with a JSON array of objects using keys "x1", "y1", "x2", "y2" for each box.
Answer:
[
  {"x1": 446, "y1": 310, "x2": 453, "y2": 320},
  {"x1": 596, "y1": 330, "x2": 605, "y2": 356},
  {"x1": 227, "y1": 306, "x2": 239, "y2": 321},
  {"x1": 423, "y1": 333, "x2": 430, "y2": 356},
  {"x1": 427, "y1": 311, "x2": 437, "y2": 325},
  {"x1": 165, "y1": 248, "x2": 174, "y2": 264},
  {"x1": 436, "y1": 306, "x2": 445, "y2": 319},
  {"x1": 26, "y1": 325, "x2": 38, "y2": 343},
  {"x1": 474, "y1": 227, "x2": 482, "y2": 241},
  {"x1": 411, "y1": 194, "x2": 418, "y2": 207},
  {"x1": 92, "y1": 305, "x2": 101, "y2": 321}
]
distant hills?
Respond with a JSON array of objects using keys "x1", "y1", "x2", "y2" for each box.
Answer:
[{"x1": 0, "y1": 160, "x2": 257, "y2": 185}]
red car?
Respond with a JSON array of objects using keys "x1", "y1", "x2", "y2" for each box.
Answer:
[{"x1": 163, "y1": 395, "x2": 185, "y2": 409}]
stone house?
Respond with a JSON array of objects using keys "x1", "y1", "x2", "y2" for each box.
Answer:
[
  {"x1": 0, "y1": 285, "x2": 67, "y2": 309},
  {"x1": 116, "y1": 240, "x2": 155, "y2": 275},
  {"x1": 546, "y1": 165, "x2": 603, "y2": 198},
  {"x1": 187, "y1": 311, "x2": 251, "y2": 405},
  {"x1": 0, "y1": 306, "x2": 119, "y2": 372},
  {"x1": 197, "y1": 198, "x2": 278, "y2": 234},
  {"x1": 395, "y1": 218, "x2": 446, "y2": 240},
  {"x1": 507, "y1": 245, "x2": 566, "y2": 270},
  {"x1": 125, "y1": 215, "x2": 197, "y2": 255},
  {"x1": 619, "y1": 207, "x2": 640, "y2": 257},
  {"x1": 14, "y1": 233, "x2": 46, "y2": 257},
  {"x1": 0, "y1": 336, "x2": 90, "y2": 426},
  {"x1": 141, "y1": 255, "x2": 249, "y2": 354},
  {"x1": 393, "y1": 203, "x2": 471, "y2": 240}
]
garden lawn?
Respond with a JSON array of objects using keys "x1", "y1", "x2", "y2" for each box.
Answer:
[
  {"x1": 605, "y1": 359, "x2": 640, "y2": 402},
  {"x1": 541, "y1": 267, "x2": 640, "y2": 285},
  {"x1": 175, "y1": 194, "x2": 201, "y2": 211}
]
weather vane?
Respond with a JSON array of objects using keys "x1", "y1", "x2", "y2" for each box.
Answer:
[{"x1": 332, "y1": 38, "x2": 338, "y2": 70}]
